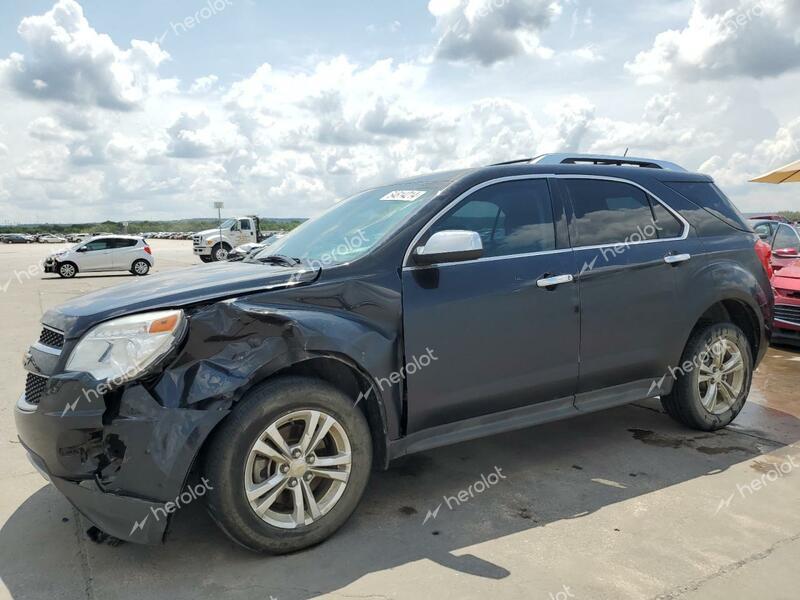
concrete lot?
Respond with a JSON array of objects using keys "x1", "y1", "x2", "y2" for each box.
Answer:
[{"x1": 0, "y1": 239, "x2": 798, "y2": 599}]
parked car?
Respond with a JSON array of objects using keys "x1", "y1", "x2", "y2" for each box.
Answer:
[
  {"x1": 15, "y1": 153, "x2": 773, "y2": 553},
  {"x1": 66, "y1": 233, "x2": 90, "y2": 243},
  {"x1": 750, "y1": 219, "x2": 800, "y2": 271},
  {"x1": 42, "y1": 236, "x2": 153, "y2": 278},
  {"x1": 2, "y1": 234, "x2": 34, "y2": 244},
  {"x1": 771, "y1": 259, "x2": 800, "y2": 345},
  {"x1": 227, "y1": 235, "x2": 283, "y2": 262},
  {"x1": 745, "y1": 213, "x2": 789, "y2": 223},
  {"x1": 38, "y1": 234, "x2": 67, "y2": 244}
]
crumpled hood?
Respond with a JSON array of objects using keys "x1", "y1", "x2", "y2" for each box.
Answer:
[
  {"x1": 775, "y1": 260, "x2": 800, "y2": 281},
  {"x1": 42, "y1": 261, "x2": 319, "y2": 337}
]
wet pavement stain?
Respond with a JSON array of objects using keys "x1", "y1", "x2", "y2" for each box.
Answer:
[
  {"x1": 695, "y1": 445, "x2": 753, "y2": 455},
  {"x1": 628, "y1": 429, "x2": 687, "y2": 449},
  {"x1": 398, "y1": 506, "x2": 418, "y2": 516}
]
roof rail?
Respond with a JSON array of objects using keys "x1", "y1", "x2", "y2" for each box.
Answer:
[{"x1": 529, "y1": 153, "x2": 687, "y2": 172}]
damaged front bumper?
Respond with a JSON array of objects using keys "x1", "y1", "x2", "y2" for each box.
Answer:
[{"x1": 14, "y1": 376, "x2": 227, "y2": 544}]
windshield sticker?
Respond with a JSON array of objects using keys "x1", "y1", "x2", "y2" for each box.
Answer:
[{"x1": 380, "y1": 190, "x2": 426, "y2": 202}]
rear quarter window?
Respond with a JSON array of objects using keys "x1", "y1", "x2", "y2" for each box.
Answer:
[{"x1": 664, "y1": 181, "x2": 750, "y2": 232}]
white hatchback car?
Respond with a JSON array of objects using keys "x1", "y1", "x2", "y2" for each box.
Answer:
[{"x1": 44, "y1": 236, "x2": 154, "y2": 278}]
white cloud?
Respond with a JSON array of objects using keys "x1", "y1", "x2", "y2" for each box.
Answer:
[
  {"x1": 0, "y1": 0, "x2": 168, "y2": 110},
  {"x1": 627, "y1": 0, "x2": 800, "y2": 83},
  {"x1": 429, "y1": 0, "x2": 562, "y2": 65}
]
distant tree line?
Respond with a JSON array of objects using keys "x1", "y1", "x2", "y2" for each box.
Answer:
[{"x1": 0, "y1": 218, "x2": 305, "y2": 235}]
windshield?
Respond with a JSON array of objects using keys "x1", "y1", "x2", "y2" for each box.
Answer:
[
  {"x1": 216, "y1": 218, "x2": 237, "y2": 230},
  {"x1": 253, "y1": 182, "x2": 447, "y2": 268}
]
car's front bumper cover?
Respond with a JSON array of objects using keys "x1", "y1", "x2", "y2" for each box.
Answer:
[{"x1": 14, "y1": 377, "x2": 228, "y2": 544}]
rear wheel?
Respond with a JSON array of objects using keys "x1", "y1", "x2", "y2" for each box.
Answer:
[
  {"x1": 58, "y1": 262, "x2": 77, "y2": 278},
  {"x1": 131, "y1": 259, "x2": 150, "y2": 276},
  {"x1": 203, "y1": 376, "x2": 372, "y2": 554},
  {"x1": 661, "y1": 322, "x2": 753, "y2": 431}
]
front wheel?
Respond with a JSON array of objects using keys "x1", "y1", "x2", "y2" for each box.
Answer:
[
  {"x1": 661, "y1": 322, "x2": 753, "y2": 431},
  {"x1": 210, "y1": 243, "x2": 230, "y2": 262},
  {"x1": 203, "y1": 376, "x2": 372, "y2": 554},
  {"x1": 199, "y1": 255, "x2": 213, "y2": 263},
  {"x1": 58, "y1": 262, "x2": 77, "y2": 278}
]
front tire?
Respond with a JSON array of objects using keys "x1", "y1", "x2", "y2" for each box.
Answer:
[
  {"x1": 58, "y1": 262, "x2": 77, "y2": 278},
  {"x1": 203, "y1": 376, "x2": 372, "y2": 554},
  {"x1": 661, "y1": 322, "x2": 753, "y2": 431},
  {"x1": 210, "y1": 243, "x2": 230, "y2": 262},
  {"x1": 199, "y1": 255, "x2": 213, "y2": 263}
]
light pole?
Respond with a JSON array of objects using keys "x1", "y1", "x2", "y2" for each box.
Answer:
[{"x1": 214, "y1": 201, "x2": 224, "y2": 259}]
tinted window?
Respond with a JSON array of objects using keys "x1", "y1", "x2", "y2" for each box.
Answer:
[
  {"x1": 774, "y1": 225, "x2": 800, "y2": 250},
  {"x1": 109, "y1": 238, "x2": 138, "y2": 248},
  {"x1": 83, "y1": 239, "x2": 112, "y2": 251},
  {"x1": 649, "y1": 198, "x2": 684, "y2": 239},
  {"x1": 239, "y1": 219, "x2": 251, "y2": 230},
  {"x1": 664, "y1": 181, "x2": 749, "y2": 232},
  {"x1": 429, "y1": 179, "x2": 555, "y2": 258},
  {"x1": 563, "y1": 179, "x2": 660, "y2": 247}
]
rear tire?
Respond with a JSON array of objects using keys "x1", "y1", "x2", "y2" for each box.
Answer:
[
  {"x1": 203, "y1": 376, "x2": 372, "y2": 554},
  {"x1": 661, "y1": 322, "x2": 753, "y2": 431},
  {"x1": 131, "y1": 259, "x2": 150, "y2": 276}
]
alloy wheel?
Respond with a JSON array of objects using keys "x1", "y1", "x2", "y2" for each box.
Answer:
[
  {"x1": 244, "y1": 409, "x2": 352, "y2": 529},
  {"x1": 698, "y1": 336, "x2": 745, "y2": 415},
  {"x1": 60, "y1": 264, "x2": 75, "y2": 278},
  {"x1": 214, "y1": 247, "x2": 229, "y2": 261}
]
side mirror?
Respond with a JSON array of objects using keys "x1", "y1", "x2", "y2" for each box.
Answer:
[
  {"x1": 413, "y1": 230, "x2": 483, "y2": 266},
  {"x1": 773, "y1": 247, "x2": 800, "y2": 258},
  {"x1": 76, "y1": 247, "x2": 87, "y2": 252}
]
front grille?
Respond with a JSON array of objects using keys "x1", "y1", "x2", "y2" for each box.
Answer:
[
  {"x1": 38, "y1": 327, "x2": 64, "y2": 349},
  {"x1": 24, "y1": 373, "x2": 48, "y2": 405},
  {"x1": 775, "y1": 304, "x2": 800, "y2": 326}
]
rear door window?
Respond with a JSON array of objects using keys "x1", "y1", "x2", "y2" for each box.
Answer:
[{"x1": 561, "y1": 179, "x2": 661, "y2": 247}]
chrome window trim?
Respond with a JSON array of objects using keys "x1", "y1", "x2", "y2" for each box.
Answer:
[
  {"x1": 402, "y1": 173, "x2": 689, "y2": 269},
  {"x1": 402, "y1": 174, "x2": 555, "y2": 268},
  {"x1": 776, "y1": 223, "x2": 800, "y2": 246},
  {"x1": 553, "y1": 174, "x2": 690, "y2": 248}
]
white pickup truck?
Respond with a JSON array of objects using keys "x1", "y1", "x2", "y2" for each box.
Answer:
[{"x1": 192, "y1": 216, "x2": 265, "y2": 262}]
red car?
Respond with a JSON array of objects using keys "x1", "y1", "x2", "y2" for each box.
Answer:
[
  {"x1": 750, "y1": 219, "x2": 800, "y2": 271},
  {"x1": 772, "y1": 260, "x2": 800, "y2": 345}
]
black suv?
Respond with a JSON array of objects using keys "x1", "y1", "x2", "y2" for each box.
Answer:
[{"x1": 15, "y1": 154, "x2": 773, "y2": 553}]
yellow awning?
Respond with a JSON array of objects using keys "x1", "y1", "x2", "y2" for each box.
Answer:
[{"x1": 750, "y1": 159, "x2": 800, "y2": 184}]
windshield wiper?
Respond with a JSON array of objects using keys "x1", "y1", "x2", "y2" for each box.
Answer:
[{"x1": 256, "y1": 254, "x2": 303, "y2": 267}]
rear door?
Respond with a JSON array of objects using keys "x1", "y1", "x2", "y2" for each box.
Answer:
[
  {"x1": 555, "y1": 176, "x2": 691, "y2": 409},
  {"x1": 401, "y1": 177, "x2": 580, "y2": 432},
  {"x1": 111, "y1": 238, "x2": 141, "y2": 270}
]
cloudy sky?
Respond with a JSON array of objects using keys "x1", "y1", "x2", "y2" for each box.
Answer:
[{"x1": 0, "y1": 0, "x2": 798, "y2": 223}]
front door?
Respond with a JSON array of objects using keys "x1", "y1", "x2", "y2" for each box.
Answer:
[
  {"x1": 401, "y1": 178, "x2": 580, "y2": 433},
  {"x1": 77, "y1": 238, "x2": 115, "y2": 271}
]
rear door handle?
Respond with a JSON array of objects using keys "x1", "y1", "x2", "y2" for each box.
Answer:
[
  {"x1": 536, "y1": 274, "x2": 574, "y2": 288},
  {"x1": 664, "y1": 253, "x2": 691, "y2": 265}
]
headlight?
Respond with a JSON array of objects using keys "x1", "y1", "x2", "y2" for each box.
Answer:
[{"x1": 66, "y1": 310, "x2": 186, "y2": 382}]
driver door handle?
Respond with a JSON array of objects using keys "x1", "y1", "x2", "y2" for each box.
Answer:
[
  {"x1": 664, "y1": 253, "x2": 691, "y2": 265},
  {"x1": 536, "y1": 274, "x2": 574, "y2": 288}
]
